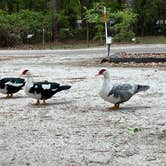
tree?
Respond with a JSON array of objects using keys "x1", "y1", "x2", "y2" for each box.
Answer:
[
  {"x1": 112, "y1": 9, "x2": 137, "y2": 42},
  {"x1": 51, "y1": 0, "x2": 58, "y2": 41},
  {"x1": 84, "y1": 2, "x2": 137, "y2": 42},
  {"x1": 133, "y1": 0, "x2": 166, "y2": 36}
]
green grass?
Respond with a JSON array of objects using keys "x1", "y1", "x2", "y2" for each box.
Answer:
[
  {"x1": 10, "y1": 36, "x2": 166, "y2": 50},
  {"x1": 137, "y1": 36, "x2": 166, "y2": 44},
  {"x1": 13, "y1": 40, "x2": 104, "y2": 50}
]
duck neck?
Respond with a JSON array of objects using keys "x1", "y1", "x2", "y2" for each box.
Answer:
[
  {"x1": 103, "y1": 72, "x2": 111, "y2": 86},
  {"x1": 26, "y1": 73, "x2": 33, "y2": 87}
]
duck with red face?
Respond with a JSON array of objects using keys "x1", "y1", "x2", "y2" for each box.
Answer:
[
  {"x1": 96, "y1": 69, "x2": 150, "y2": 110},
  {"x1": 21, "y1": 69, "x2": 71, "y2": 105}
]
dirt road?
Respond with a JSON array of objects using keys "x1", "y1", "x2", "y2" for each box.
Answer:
[{"x1": 0, "y1": 45, "x2": 166, "y2": 166}]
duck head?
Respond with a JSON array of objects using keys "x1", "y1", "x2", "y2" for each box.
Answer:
[
  {"x1": 21, "y1": 69, "x2": 31, "y2": 77},
  {"x1": 96, "y1": 69, "x2": 111, "y2": 80}
]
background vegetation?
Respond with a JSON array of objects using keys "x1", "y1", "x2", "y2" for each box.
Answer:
[{"x1": 0, "y1": 0, "x2": 165, "y2": 47}]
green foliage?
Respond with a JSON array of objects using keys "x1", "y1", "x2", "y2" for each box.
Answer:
[
  {"x1": 0, "y1": 9, "x2": 51, "y2": 46},
  {"x1": 134, "y1": 0, "x2": 166, "y2": 35},
  {"x1": 60, "y1": 0, "x2": 80, "y2": 17},
  {"x1": 84, "y1": 2, "x2": 111, "y2": 41},
  {"x1": 84, "y1": 3, "x2": 137, "y2": 42},
  {"x1": 58, "y1": 0, "x2": 81, "y2": 29},
  {"x1": 0, "y1": 0, "x2": 165, "y2": 46},
  {"x1": 84, "y1": 2, "x2": 106, "y2": 23},
  {"x1": 111, "y1": 10, "x2": 137, "y2": 42},
  {"x1": 55, "y1": 10, "x2": 70, "y2": 28},
  {"x1": 19, "y1": 10, "x2": 51, "y2": 31}
]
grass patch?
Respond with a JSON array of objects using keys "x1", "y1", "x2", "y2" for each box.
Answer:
[
  {"x1": 9, "y1": 40, "x2": 104, "y2": 50},
  {"x1": 2, "y1": 36, "x2": 166, "y2": 50},
  {"x1": 137, "y1": 36, "x2": 166, "y2": 44}
]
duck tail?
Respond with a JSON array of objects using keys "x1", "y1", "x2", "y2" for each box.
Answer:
[
  {"x1": 59, "y1": 85, "x2": 71, "y2": 91},
  {"x1": 136, "y1": 85, "x2": 150, "y2": 93}
]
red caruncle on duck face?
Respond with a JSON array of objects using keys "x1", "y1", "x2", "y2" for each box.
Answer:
[
  {"x1": 96, "y1": 69, "x2": 106, "y2": 76},
  {"x1": 21, "y1": 69, "x2": 29, "y2": 76}
]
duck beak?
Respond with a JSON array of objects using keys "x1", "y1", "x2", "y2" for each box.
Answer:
[
  {"x1": 95, "y1": 73, "x2": 100, "y2": 76},
  {"x1": 20, "y1": 74, "x2": 26, "y2": 77}
]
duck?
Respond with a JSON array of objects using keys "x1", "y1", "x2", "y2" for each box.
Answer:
[
  {"x1": 21, "y1": 69, "x2": 71, "y2": 105},
  {"x1": 0, "y1": 77, "x2": 25, "y2": 98},
  {"x1": 96, "y1": 69, "x2": 150, "y2": 110}
]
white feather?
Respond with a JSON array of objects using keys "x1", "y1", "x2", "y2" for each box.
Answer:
[
  {"x1": 42, "y1": 84, "x2": 51, "y2": 90},
  {"x1": 99, "y1": 84, "x2": 120, "y2": 104},
  {"x1": 0, "y1": 86, "x2": 8, "y2": 94},
  {"x1": 5, "y1": 81, "x2": 23, "y2": 87}
]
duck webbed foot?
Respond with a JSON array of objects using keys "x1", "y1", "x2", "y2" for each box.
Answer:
[
  {"x1": 34, "y1": 99, "x2": 47, "y2": 105},
  {"x1": 34, "y1": 99, "x2": 40, "y2": 105},
  {"x1": 5, "y1": 94, "x2": 13, "y2": 98},
  {"x1": 111, "y1": 104, "x2": 120, "y2": 110},
  {"x1": 42, "y1": 99, "x2": 47, "y2": 105}
]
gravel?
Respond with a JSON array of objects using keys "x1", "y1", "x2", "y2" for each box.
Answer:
[{"x1": 0, "y1": 45, "x2": 166, "y2": 166}]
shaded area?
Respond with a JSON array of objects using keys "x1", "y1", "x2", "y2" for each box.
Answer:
[
  {"x1": 101, "y1": 57, "x2": 166, "y2": 63},
  {"x1": 101, "y1": 52, "x2": 166, "y2": 64}
]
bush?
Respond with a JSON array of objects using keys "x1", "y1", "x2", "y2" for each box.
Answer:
[
  {"x1": 111, "y1": 10, "x2": 137, "y2": 42},
  {"x1": 0, "y1": 30, "x2": 8, "y2": 47},
  {"x1": 84, "y1": 2, "x2": 108, "y2": 41},
  {"x1": 8, "y1": 33, "x2": 22, "y2": 46},
  {"x1": 84, "y1": 4, "x2": 137, "y2": 43},
  {"x1": 0, "y1": 9, "x2": 51, "y2": 46},
  {"x1": 163, "y1": 28, "x2": 166, "y2": 37},
  {"x1": 0, "y1": 30, "x2": 21, "y2": 47},
  {"x1": 113, "y1": 30, "x2": 135, "y2": 42}
]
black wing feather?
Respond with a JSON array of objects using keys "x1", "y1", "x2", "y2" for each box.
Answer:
[
  {"x1": 0, "y1": 77, "x2": 25, "y2": 94},
  {"x1": 29, "y1": 81, "x2": 60, "y2": 94},
  {"x1": 108, "y1": 84, "x2": 134, "y2": 103}
]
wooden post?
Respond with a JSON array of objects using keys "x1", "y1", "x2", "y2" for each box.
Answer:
[
  {"x1": 42, "y1": 28, "x2": 45, "y2": 47},
  {"x1": 86, "y1": 23, "x2": 89, "y2": 47}
]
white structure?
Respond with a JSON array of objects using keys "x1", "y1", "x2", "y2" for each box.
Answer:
[{"x1": 104, "y1": 7, "x2": 112, "y2": 56}]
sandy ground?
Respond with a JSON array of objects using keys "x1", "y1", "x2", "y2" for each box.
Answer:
[{"x1": 0, "y1": 45, "x2": 166, "y2": 166}]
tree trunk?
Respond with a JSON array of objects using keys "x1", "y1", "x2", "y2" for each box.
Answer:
[
  {"x1": 80, "y1": 0, "x2": 88, "y2": 19},
  {"x1": 29, "y1": 0, "x2": 35, "y2": 10},
  {"x1": 125, "y1": 0, "x2": 135, "y2": 8},
  {"x1": 16, "y1": 0, "x2": 19, "y2": 12},
  {"x1": 7, "y1": 0, "x2": 13, "y2": 14},
  {"x1": 51, "y1": 0, "x2": 59, "y2": 42},
  {"x1": 80, "y1": 0, "x2": 89, "y2": 40}
]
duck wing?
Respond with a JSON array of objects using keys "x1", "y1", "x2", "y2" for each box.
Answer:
[
  {"x1": 108, "y1": 84, "x2": 137, "y2": 103},
  {"x1": 0, "y1": 77, "x2": 25, "y2": 94},
  {"x1": 2, "y1": 77, "x2": 25, "y2": 87},
  {"x1": 29, "y1": 81, "x2": 60, "y2": 94}
]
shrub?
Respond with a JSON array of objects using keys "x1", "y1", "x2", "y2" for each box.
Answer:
[
  {"x1": 84, "y1": 2, "x2": 110, "y2": 41},
  {"x1": 111, "y1": 10, "x2": 137, "y2": 42},
  {"x1": 163, "y1": 27, "x2": 166, "y2": 37},
  {"x1": 0, "y1": 9, "x2": 51, "y2": 46},
  {"x1": 84, "y1": 4, "x2": 137, "y2": 43}
]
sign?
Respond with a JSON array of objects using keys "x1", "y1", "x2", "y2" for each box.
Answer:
[
  {"x1": 27, "y1": 34, "x2": 33, "y2": 39},
  {"x1": 103, "y1": 7, "x2": 107, "y2": 22}
]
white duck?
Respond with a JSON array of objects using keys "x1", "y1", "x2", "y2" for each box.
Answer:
[
  {"x1": 21, "y1": 69, "x2": 71, "y2": 105},
  {"x1": 96, "y1": 69, "x2": 150, "y2": 109}
]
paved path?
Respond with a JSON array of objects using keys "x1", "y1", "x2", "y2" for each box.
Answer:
[{"x1": 0, "y1": 44, "x2": 166, "y2": 57}]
